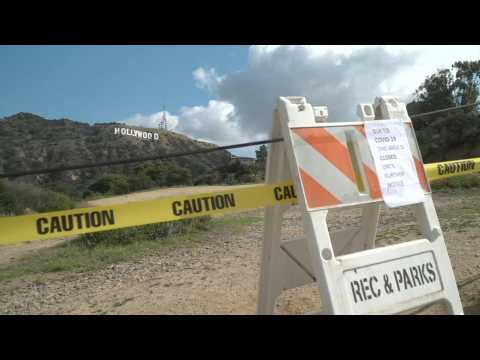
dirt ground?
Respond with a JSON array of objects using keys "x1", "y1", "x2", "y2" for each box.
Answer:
[{"x1": 0, "y1": 186, "x2": 479, "y2": 315}]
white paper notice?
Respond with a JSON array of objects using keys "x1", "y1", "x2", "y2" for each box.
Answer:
[{"x1": 365, "y1": 119, "x2": 425, "y2": 208}]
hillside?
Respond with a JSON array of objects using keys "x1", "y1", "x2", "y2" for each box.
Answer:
[{"x1": 0, "y1": 113, "x2": 231, "y2": 198}]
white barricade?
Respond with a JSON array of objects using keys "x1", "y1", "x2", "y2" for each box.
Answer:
[{"x1": 257, "y1": 96, "x2": 463, "y2": 315}]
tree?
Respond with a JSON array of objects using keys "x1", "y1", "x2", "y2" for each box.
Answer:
[
  {"x1": 412, "y1": 69, "x2": 456, "y2": 112},
  {"x1": 166, "y1": 166, "x2": 192, "y2": 186},
  {"x1": 407, "y1": 60, "x2": 480, "y2": 163},
  {"x1": 89, "y1": 174, "x2": 130, "y2": 195},
  {"x1": 254, "y1": 145, "x2": 268, "y2": 180},
  {"x1": 452, "y1": 61, "x2": 480, "y2": 108},
  {"x1": 407, "y1": 61, "x2": 480, "y2": 130},
  {"x1": 411, "y1": 61, "x2": 480, "y2": 112},
  {"x1": 256, "y1": 145, "x2": 268, "y2": 165},
  {"x1": 0, "y1": 181, "x2": 15, "y2": 214},
  {"x1": 127, "y1": 174, "x2": 154, "y2": 192}
]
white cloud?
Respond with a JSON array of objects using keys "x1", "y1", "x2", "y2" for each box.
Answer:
[
  {"x1": 206, "y1": 45, "x2": 416, "y2": 137},
  {"x1": 174, "y1": 100, "x2": 254, "y2": 145},
  {"x1": 253, "y1": 45, "x2": 480, "y2": 99},
  {"x1": 192, "y1": 45, "x2": 480, "y2": 140},
  {"x1": 124, "y1": 45, "x2": 480, "y2": 155},
  {"x1": 123, "y1": 101, "x2": 253, "y2": 148},
  {"x1": 193, "y1": 67, "x2": 224, "y2": 93},
  {"x1": 385, "y1": 45, "x2": 480, "y2": 99}
]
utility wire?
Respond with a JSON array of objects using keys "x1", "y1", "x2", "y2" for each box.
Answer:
[{"x1": 1, "y1": 102, "x2": 478, "y2": 179}]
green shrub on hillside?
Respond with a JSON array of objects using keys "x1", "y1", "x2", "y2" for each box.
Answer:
[
  {"x1": 0, "y1": 181, "x2": 15, "y2": 214},
  {"x1": 75, "y1": 216, "x2": 211, "y2": 248},
  {"x1": 216, "y1": 159, "x2": 257, "y2": 185},
  {"x1": 127, "y1": 174, "x2": 154, "y2": 192},
  {"x1": 193, "y1": 172, "x2": 222, "y2": 185},
  {"x1": 89, "y1": 174, "x2": 131, "y2": 195},
  {"x1": 430, "y1": 174, "x2": 480, "y2": 190},
  {"x1": 136, "y1": 162, "x2": 193, "y2": 187},
  {"x1": 416, "y1": 112, "x2": 480, "y2": 162},
  {"x1": 88, "y1": 163, "x2": 195, "y2": 196},
  {"x1": 0, "y1": 180, "x2": 75, "y2": 215}
]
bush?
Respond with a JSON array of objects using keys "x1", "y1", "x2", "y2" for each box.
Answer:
[
  {"x1": 0, "y1": 180, "x2": 75, "y2": 215},
  {"x1": 215, "y1": 159, "x2": 257, "y2": 185},
  {"x1": 82, "y1": 190, "x2": 95, "y2": 199},
  {"x1": 45, "y1": 180, "x2": 83, "y2": 200},
  {"x1": 237, "y1": 173, "x2": 256, "y2": 184},
  {"x1": 37, "y1": 191, "x2": 75, "y2": 212},
  {"x1": 194, "y1": 172, "x2": 222, "y2": 185},
  {"x1": 89, "y1": 174, "x2": 131, "y2": 195},
  {"x1": 75, "y1": 216, "x2": 211, "y2": 248},
  {"x1": 416, "y1": 112, "x2": 480, "y2": 163},
  {"x1": 136, "y1": 162, "x2": 193, "y2": 187},
  {"x1": 127, "y1": 174, "x2": 154, "y2": 192},
  {"x1": 430, "y1": 174, "x2": 480, "y2": 190},
  {"x1": 0, "y1": 181, "x2": 15, "y2": 214},
  {"x1": 166, "y1": 166, "x2": 192, "y2": 186}
]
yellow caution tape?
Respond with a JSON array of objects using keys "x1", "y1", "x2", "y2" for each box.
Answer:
[
  {"x1": 424, "y1": 157, "x2": 480, "y2": 182},
  {"x1": 1, "y1": 157, "x2": 479, "y2": 246},
  {"x1": 0, "y1": 181, "x2": 298, "y2": 245}
]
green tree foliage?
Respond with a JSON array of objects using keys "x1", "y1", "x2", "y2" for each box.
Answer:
[
  {"x1": 216, "y1": 159, "x2": 254, "y2": 184},
  {"x1": 135, "y1": 162, "x2": 193, "y2": 187},
  {"x1": 127, "y1": 174, "x2": 154, "y2": 192},
  {"x1": 414, "y1": 69, "x2": 456, "y2": 109},
  {"x1": 415, "y1": 112, "x2": 480, "y2": 162},
  {"x1": 220, "y1": 160, "x2": 250, "y2": 177},
  {"x1": 255, "y1": 144, "x2": 268, "y2": 180},
  {"x1": 452, "y1": 60, "x2": 480, "y2": 107},
  {"x1": 430, "y1": 174, "x2": 480, "y2": 190},
  {"x1": 89, "y1": 174, "x2": 130, "y2": 195},
  {"x1": 193, "y1": 172, "x2": 222, "y2": 185},
  {"x1": 0, "y1": 181, "x2": 15, "y2": 214},
  {"x1": 0, "y1": 181, "x2": 75, "y2": 215},
  {"x1": 88, "y1": 162, "x2": 194, "y2": 196},
  {"x1": 407, "y1": 60, "x2": 480, "y2": 162},
  {"x1": 407, "y1": 69, "x2": 456, "y2": 131},
  {"x1": 256, "y1": 145, "x2": 267, "y2": 165},
  {"x1": 76, "y1": 216, "x2": 211, "y2": 248},
  {"x1": 407, "y1": 61, "x2": 480, "y2": 131}
]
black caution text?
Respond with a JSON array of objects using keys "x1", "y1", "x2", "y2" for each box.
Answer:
[
  {"x1": 437, "y1": 160, "x2": 475, "y2": 176},
  {"x1": 36, "y1": 210, "x2": 115, "y2": 235},
  {"x1": 172, "y1": 194, "x2": 236, "y2": 216},
  {"x1": 273, "y1": 185, "x2": 297, "y2": 201}
]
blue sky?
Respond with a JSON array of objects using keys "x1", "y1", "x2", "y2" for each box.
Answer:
[
  {"x1": 0, "y1": 45, "x2": 248, "y2": 122},
  {"x1": 1, "y1": 45, "x2": 479, "y2": 157}
]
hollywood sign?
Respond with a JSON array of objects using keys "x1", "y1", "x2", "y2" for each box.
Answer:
[{"x1": 114, "y1": 127, "x2": 160, "y2": 141}]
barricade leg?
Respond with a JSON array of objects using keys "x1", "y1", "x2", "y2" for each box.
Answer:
[
  {"x1": 258, "y1": 111, "x2": 292, "y2": 314},
  {"x1": 358, "y1": 203, "x2": 381, "y2": 251},
  {"x1": 412, "y1": 195, "x2": 464, "y2": 314},
  {"x1": 258, "y1": 205, "x2": 287, "y2": 314}
]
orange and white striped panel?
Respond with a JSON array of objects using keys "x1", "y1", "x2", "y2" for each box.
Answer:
[
  {"x1": 290, "y1": 123, "x2": 429, "y2": 210},
  {"x1": 328, "y1": 126, "x2": 382, "y2": 200},
  {"x1": 291, "y1": 126, "x2": 369, "y2": 209}
]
